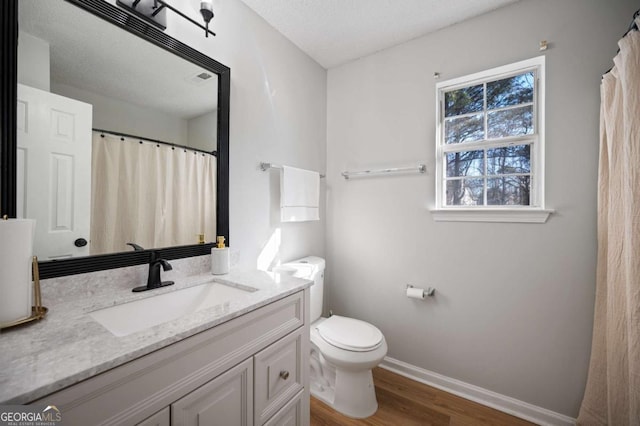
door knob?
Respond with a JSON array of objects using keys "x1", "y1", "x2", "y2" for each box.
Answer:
[
  {"x1": 279, "y1": 370, "x2": 290, "y2": 380},
  {"x1": 74, "y1": 238, "x2": 88, "y2": 247}
]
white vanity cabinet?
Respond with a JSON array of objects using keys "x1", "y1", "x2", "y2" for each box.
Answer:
[{"x1": 32, "y1": 290, "x2": 310, "y2": 426}]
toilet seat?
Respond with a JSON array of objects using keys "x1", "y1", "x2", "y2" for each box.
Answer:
[{"x1": 315, "y1": 315, "x2": 383, "y2": 352}]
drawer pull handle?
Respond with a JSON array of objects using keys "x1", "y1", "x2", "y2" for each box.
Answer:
[{"x1": 279, "y1": 370, "x2": 290, "y2": 380}]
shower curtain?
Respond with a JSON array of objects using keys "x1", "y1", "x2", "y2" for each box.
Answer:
[
  {"x1": 577, "y1": 20, "x2": 640, "y2": 425},
  {"x1": 90, "y1": 132, "x2": 216, "y2": 254}
]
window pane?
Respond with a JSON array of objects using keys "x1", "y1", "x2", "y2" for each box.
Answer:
[
  {"x1": 446, "y1": 178, "x2": 484, "y2": 206},
  {"x1": 487, "y1": 105, "x2": 533, "y2": 138},
  {"x1": 487, "y1": 145, "x2": 530, "y2": 175},
  {"x1": 445, "y1": 114, "x2": 484, "y2": 144},
  {"x1": 487, "y1": 176, "x2": 531, "y2": 205},
  {"x1": 487, "y1": 72, "x2": 534, "y2": 109},
  {"x1": 445, "y1": 84, "x2": 484, "y2": 117},
  {"x1": 446, "y1": 150, "x2": 484, "y2": 177}
]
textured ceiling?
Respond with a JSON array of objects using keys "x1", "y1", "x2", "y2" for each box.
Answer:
[
  {"x1": 19, "y1": 0, "x2": 218, "y2": 119},
  {"x1": 239, "y1": 0, "x2": 521, "y2": 68}
]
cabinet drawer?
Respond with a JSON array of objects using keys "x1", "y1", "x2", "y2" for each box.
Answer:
[
  {"x1": 263, "y1": 390, "x2": 303, "y2": 426},
  {"x1": 254, "y1": 328, "x2": 304, "y2": 425}
]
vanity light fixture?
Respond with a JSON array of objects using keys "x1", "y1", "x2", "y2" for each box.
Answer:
[
  {"x1": 200, "y1": 0, "x2": 215, "y2": 38},
  {"x1": 116, "y1": 0, "x2": 216, "y2": 37}
]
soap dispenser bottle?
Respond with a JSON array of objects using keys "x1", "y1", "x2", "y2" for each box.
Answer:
[{"x1": 211, "y1": 236, "x2": 230, "y2": 275}]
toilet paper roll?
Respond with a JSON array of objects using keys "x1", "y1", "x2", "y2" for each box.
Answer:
[
  {"x1": 211, "y1": 247, "x2": 230, "y2": 275},
  {"x1": 0, "y1": 219, "x2": 36, "y2": 323},
  {"x1": 406, "y1": 287, "x2": 426, "y2": 300}
]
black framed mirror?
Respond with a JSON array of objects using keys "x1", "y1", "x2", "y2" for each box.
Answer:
[{"x1": 0, "y1": 0, "x2": 229, "y2": 279}]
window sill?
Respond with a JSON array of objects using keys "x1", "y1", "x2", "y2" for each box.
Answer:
[{"x1": 429, "y1": 208, "x2": 554, "y2": 223}]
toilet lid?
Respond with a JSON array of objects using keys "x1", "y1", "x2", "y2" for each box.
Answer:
[{"x1": 316, "y1": 315, "x2": 383, "y2": 352}]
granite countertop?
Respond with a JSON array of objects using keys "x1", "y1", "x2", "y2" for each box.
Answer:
[{"x1": 0, "y1": 266, "x2": 311, "y2": 404}]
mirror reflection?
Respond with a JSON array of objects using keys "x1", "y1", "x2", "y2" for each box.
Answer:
[{"x1": 17, "y1": 0, "x2": 219, "y2": 259}]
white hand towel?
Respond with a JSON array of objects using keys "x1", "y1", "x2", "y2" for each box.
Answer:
[{"x1": 280, "y1": 166, "x2": 320, "y2": 222}]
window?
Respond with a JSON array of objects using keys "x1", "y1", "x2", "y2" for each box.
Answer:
[{"x1": 433, "y1": 56, "x2": 552, "y2": 223}]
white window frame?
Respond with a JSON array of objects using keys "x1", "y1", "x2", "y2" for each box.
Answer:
[{"x1": 431, "y1": 56, "x2": 553, "y2": 223}]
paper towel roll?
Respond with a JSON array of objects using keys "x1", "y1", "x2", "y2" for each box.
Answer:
[
  {"x1": 406, "y1": 287, "x2": 426, "y2": 300},
  {"x1": 0, "y1": 219, "x2": 35, "y2": 323},
  {"x1": 211, "y1": 247, "x2": 230, "y2": 275}
]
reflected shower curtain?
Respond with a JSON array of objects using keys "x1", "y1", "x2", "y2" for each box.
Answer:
[
  {"x1": 577, "y1": 22, "x2": 640, "y2": 425},
  {"x1": 90, "y1": 133, "x2": 216, "y2": 254}
]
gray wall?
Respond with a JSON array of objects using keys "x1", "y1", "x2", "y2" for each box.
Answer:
[
  {"x1": 187, "y1": 111, "x2": 217, "y2": 152},
  {"x1": 326, "y1": 0, "x2": 636, "y2": 417},
  {"x1": 102, "y1": 0, "x2": 327, "y2": 268},
  {"x1": 206, "y1": 0, "x2": 327, "y2": 267},
  {"x1": 52, "y1": 82, "x2": 189, "y2": 145},
  {"x1": 17, "y1": 31, "x2": 50, "y2": 92}
]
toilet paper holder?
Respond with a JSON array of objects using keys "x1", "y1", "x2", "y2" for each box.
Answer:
[{"x1": 406, "y1": 284, "x2": 435, "y2": 298}]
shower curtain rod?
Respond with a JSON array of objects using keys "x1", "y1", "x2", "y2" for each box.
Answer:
[
  {"x1": 93, "y1": 128, "x2": 217, "y2": 157},
  {"x1": 623, "y1": 9, "x2": 640, "y2": 38},
  {"x1": 603, "y1": 8, "x2": 639, "y2": 76}
]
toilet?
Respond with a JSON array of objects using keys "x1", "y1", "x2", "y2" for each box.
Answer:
[{"x1": 277, "y1": 256, "x2": 388, "y2": 419}]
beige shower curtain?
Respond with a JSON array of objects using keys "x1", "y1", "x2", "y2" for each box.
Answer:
[
  {"x1": 90, "y1": 132, "x2": 216, "y2": 254},
  {"x1": 577, "y1": 23, "x2": 640, "y2": 425}
]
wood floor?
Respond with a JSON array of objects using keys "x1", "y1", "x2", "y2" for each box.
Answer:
[{"x1": 310, "y1": 368, "x2": 535, "y2": 426}]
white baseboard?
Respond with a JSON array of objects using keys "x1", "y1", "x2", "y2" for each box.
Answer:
[{"x1": 379, "y1": 357, "x2": 576, "y2": 426}]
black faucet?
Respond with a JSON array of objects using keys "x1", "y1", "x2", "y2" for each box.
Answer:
[
  {"x1": 126, "y1": 242, "x2": 145, "y2": 251},
  {"x1": 132, "y1": 252, "x2": 175, "y2": 292}
]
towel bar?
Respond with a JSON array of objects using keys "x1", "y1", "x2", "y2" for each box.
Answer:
[
  {"x1": 342, "y1": 164, "x2": 426, "y2": 179},
  {"x1": 260, "y1": 162, "x2": 325, "y2": 178}
]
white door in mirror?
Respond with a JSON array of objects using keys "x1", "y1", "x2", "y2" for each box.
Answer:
[{"x1": 17, "y1": 84, "x2": 92, "y2": 259}]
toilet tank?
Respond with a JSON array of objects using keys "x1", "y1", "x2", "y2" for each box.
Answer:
[{"x1": 278, "y1": 256, "x2": 325, "y2": 322}]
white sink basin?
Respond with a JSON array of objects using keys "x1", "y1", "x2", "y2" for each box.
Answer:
[{"x1": 89, "y1": 282, "x2": 256, "y2": 337}]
